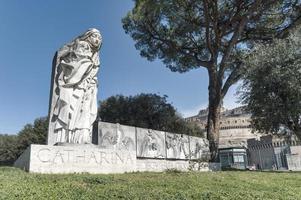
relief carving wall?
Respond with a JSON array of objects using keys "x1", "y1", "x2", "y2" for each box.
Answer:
[
  {"x1": 98, "y1": 122, "x2": 136, "y2": 151},
  {"x1": 189, "y1": 136, "x2": 210, "y2": 160},
  {"x1": 136, "y1": 128, "x2": 166, "y2": 158},
  {"x1": 166, "y1": 133, "x2": 190, "y2": 159}
]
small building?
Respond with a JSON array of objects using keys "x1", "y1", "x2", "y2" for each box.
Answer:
[{"x1": 218, "y1": 147, "x2": 248, "y2": 170}]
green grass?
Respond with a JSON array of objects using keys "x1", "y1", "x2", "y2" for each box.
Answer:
[{"x1": 1, "y1": 167, "x2": 301, "y2": 200}]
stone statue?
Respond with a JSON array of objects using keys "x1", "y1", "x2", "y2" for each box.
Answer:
[{"x1": 48, "y1": 28, "x2": 102, "y2": 145}]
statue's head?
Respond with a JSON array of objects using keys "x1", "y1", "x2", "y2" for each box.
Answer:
[
  {"x1": 57, "y1": 28, "x2": 102, "y2": 66},
  {"x1": 80, "y1": 28, "x2": 102, "y2": 50}
]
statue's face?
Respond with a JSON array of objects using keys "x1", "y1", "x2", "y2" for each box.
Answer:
[{"x1": 89, "y1": 32, "x2": 101, "y2": 48}]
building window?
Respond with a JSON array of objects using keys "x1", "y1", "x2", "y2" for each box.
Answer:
[{"x1": 233, "y1": 155, "x2": 244, "y2": 163}]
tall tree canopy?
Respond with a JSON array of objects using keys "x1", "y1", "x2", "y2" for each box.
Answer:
[
  {"x1": 240, "y1": 27, "x2": 301, "y2": 140},
  {"x1": 123, "y1": 0, "x2": 301, "y2": 160},
  {"x1": 98, "y1": 93, "x2": 204, "y2": 137}
]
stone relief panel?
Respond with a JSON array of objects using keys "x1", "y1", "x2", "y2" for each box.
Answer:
[
  {"x1": 189, "y1": 136, "x2": 210, "y2": 160},
  {"x1": 166, "y1": 133, "x2": 190, "y2": 159},
  {"x1": 98, "y1": 122, "x2": 136, "y2": 151},
  {"x1": 98, "y1": 122, "x2": 210, "y2": 160},
  {"x1": 136, "y1": 128, "x2": 166, "y2": 158}
]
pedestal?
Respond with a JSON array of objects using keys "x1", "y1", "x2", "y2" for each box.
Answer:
[{"x1": 14, "y1": 144, "x2": 136, "y2": 174}]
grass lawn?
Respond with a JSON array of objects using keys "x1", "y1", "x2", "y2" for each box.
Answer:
[{"x1": 0, "y1": 167, "x2": 301, "y2": 200}]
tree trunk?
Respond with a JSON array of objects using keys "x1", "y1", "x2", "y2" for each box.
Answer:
[{"x1": 207, "y1": 68, "x2": 222, "y2": 162}]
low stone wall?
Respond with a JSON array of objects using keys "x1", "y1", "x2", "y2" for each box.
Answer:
[
  {"x1": 136, "y1": 159, "x2": 208, "y2": 172},
  {"x1": 98, "y1": 122, "x2": 210, "y2": 161},
  {"x1": 15, "y1": 145, "x2": 136, "y2": 174},
  {"x1": 286, "y1": 146, "x2": 301, "y2": 171},
  {"x1": 286, "y1": 154, "x2": 301, "y2": 171},
  {"x1": 14, "y1": 121, "x2": 210, "y2": 174},
  {"x1": 14, "y1": 145, "x2": 209, "y2": 173}
]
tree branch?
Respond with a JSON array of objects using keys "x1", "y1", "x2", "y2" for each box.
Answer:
[
  {"x1": 143, "y1": 18, "x2": 211, "y2": 68},
  {"x1": 221, "y1": 62, "x2": 243, "y2": 98},
  {"x1": 212, "y1": 0, "x2": 220, "y2": 61},
  {"x1": 277, "y1": 13, "x2": 301, "y2": 38},
  {"x1": 219, "y1": 0, "x2": 264, "y2": 78},
  {"x1": 203, "y1": 0, "x2": 214, "y2": 60},
  {"x1": 219, "y1": 17, "x2": 247, "y2": 76}
]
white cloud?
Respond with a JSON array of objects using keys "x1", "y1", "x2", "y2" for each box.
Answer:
[
  {"x1": 179, "y1": 83, "x2": 243, "y2": 118},
  {"x1": 180, "y1": 103, "x2": 208, "y2": 118},
  {"x1": 223, "y1": 98, "x2": 241, "y2": 110}
]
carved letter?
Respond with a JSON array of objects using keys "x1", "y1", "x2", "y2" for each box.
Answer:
[
  {"x1": 125, "y1": 152, "x2": 134, "y2": 164},
  {"x1": 64, "y1": 149, "x2": 73, "y2": 162},
  {"x1": 53, "y1": 150, "x2": 64, "y2": 163},
  {"x1": 88, "y1": 151, "x2": 98, "y2": 164},
  {"x1": 37, "y1": 148, "x2": 51, "y2": 163},
  {"x1": 99, "y1": 151, "x2": 110, "y2": 164},
  {"x1": 75, "y1": 150, "x2": 86, "y2": 163},
  {"x1": 115, "y1": 152, "x2": 124, "y2": 163}
]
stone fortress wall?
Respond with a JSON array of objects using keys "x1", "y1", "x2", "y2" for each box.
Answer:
[
  {"x1": 185, "y1": 106, "x2": 301, "y2": 171},
  {"x1": 247, "y1": 134, "x2": 301, "y2": 170},
  {"x1": 185, "y1": 106, "x2": 261, "y2": 148}
]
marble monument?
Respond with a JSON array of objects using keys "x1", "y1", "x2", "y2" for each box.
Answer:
[
  {"x1": 14, "y1": 29, "x2": 211, "y2": 174},
  {"x1": 48, "y1": 28, "x2": 102, "y2": 145}
]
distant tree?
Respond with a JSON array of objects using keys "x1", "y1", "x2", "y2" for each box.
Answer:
[
  {"x1": 0, "y1": 117, "x2": 48, "y2": 165},
  {"x1": 122, "y1": 0, "x2": 301, "y2": 160},
  {"x1": 240, "y1": 28, "x2": 301, "y2": 140},
  {"x1": 0, "y1": 134, "x2": 18, "y2": 165},
  {"x1": 16, "y1": 117, "x2": 48, "y2": 155},
  {"x1": 98, "y1": 93, "x2": 204, "y2": 137}
]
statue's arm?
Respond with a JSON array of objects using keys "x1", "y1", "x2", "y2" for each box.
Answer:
[{"x1": 59, "y1": 41, "x2": 96, "y2": 87}]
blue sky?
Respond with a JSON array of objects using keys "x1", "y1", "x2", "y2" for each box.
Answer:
[{"x1": 0, "y1": 0, "x2": 240, "y2": 134}]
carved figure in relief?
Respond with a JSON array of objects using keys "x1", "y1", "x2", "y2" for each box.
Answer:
[
  {"x1": 178, "y1": 135, "x2": 189, "y2": 158},
  {"x1": 166, "y1": 134, "x2": 189, "y2": 159},
  {"x1": 101, "y1": 126, "x2": 135, "y2": 151},
  {"x1": 48, "y1": 28, "x2": 102, "y2": 144},
  {"x1": 140, "y1": 130, "x2": 164, "y2": 158},
  {"x1": 191, "y1": 138, "x2": 210, "y2": 159}
]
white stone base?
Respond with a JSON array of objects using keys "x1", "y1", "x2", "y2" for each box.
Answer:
[
  {"x1": 14, "y1": 144, "x2": 137, "y2": 174},
  {"x1": 136, "y1": 159, "x2": 209, "y2": 172},
  {"x1": 14, "y1": 144, "x2": 209, "y2": 174}
]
